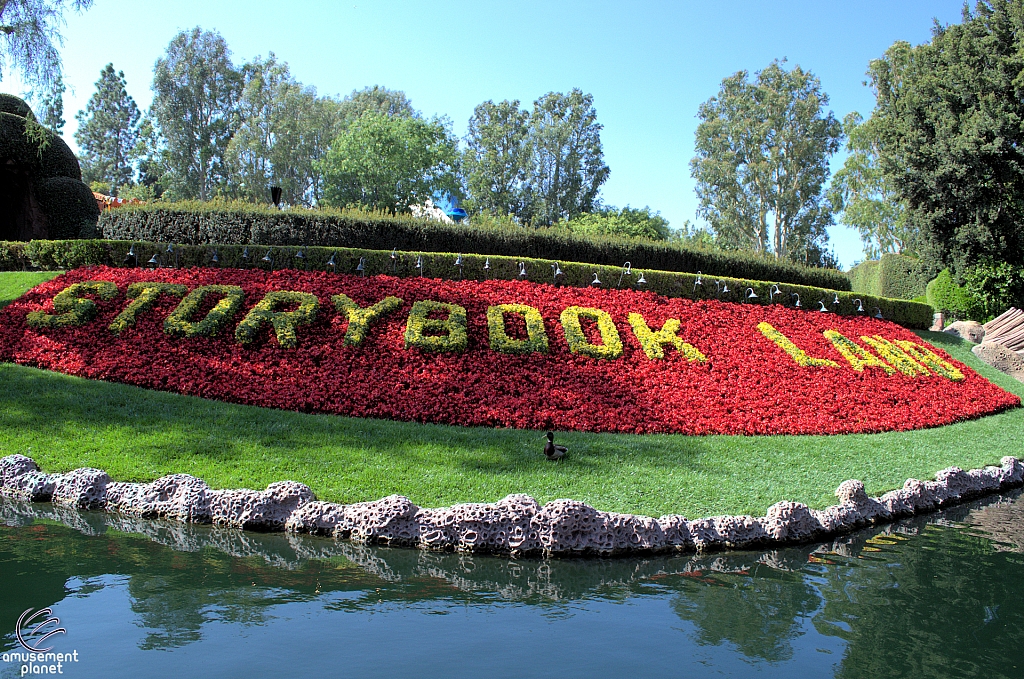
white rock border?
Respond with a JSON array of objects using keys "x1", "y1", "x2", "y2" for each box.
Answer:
[{"x1": 1, "y1": 454, "x2": 1021, "y2": 556}]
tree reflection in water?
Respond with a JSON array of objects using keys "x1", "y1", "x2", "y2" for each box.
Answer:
[{"x1": 1, "y1": 491, "x2": 1022, "y2": 676}]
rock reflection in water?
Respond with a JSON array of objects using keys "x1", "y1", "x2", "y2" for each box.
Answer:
[{"x1": 1, "y1": 492, "x2": 1023, "y2": 677}]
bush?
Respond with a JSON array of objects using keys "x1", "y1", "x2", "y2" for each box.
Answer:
[
  {"x1": 34, "y1": 177, "x2": 101, "y2": 239},
  {"x1": 926, "y1": 269, "x2": 986, "y2": 321},
  {"x1": 847, "y1": 253, "x2": 931, "y2": 300},
  {"x1": 0, "y1": 238, "x2": 933, "y2": 328},
  {"x1": 99, "y1": 202, "x2": 853, "y2": 291}
]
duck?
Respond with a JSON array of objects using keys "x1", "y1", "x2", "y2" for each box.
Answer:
[{"x1": 544, "y1": 431, "x2": 567, "y2": 461}]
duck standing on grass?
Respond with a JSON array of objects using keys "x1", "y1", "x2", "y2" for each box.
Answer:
[{"x1": 544, "y1": 431, "x2": 567, "y2": 461}]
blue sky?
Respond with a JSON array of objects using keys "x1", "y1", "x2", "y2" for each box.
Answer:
[{"x1": 4, "y1": 0, "x2": 969, "y2": 268}]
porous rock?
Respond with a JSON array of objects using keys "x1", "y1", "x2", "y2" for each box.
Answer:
[
  {"x1": 52, "y1": 468, "x2": 110, "y2": 509},
  {"x1": 333, "y1": 494, "x2": 419, "y2": 544},
  {"x1": 209, "y1": 481, "x2": 315, "y2": 531},
  {"x1": 763, "y1": 501, "x2": 824, "y2": 542},
  {"x1": 107, "y1": 474, "x2": 214, "y2": 523},
  {"x1": 0, "y1": 454, "x2": 39, "y2": 487},
  {"x1": 945, "y1": 320, "x2": 985, "y2": 344},
  {"x1": 972, "y1": 341, "x2": 1024, "y2": 383}
]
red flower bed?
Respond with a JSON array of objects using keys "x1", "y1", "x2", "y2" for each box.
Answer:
[{"x1": 0, "y1": 266, "x2": 1017, "y2": 435}]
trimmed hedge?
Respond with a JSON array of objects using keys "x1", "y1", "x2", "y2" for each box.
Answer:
[
  {"x1": 0, "y1": 112, "x2": 82, "y2": 181},
  {"x1": 0, "y1": 238, "x2": 933, "y2": 328},
  {"x1": 99, "y1": 203, "x2": 853, "y2": 291},
  {"x1": 847, "y1": 253, "x2": 932, "y2": 300},
  {"x1": 926, "y1": 269, "x2": 985, "y2": 321},
  {"x1": 35, "y1": 177, "x2": 101, "y2": 239}
]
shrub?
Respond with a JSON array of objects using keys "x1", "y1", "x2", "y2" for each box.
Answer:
[
  {"x1": 99, "y1": 202, "x2": 852, "y2": 291},
  {"x1": 926, "y1": 269, "x2": 986, "y2": 321},
  {"x1": 0, "y1": 238, "x2": 935, "y2": 328},
  {"x1": 847, "y1": 253, "x2": 931, "y2": 300}
]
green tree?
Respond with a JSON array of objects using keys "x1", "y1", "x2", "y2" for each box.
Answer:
[
  {"x1": 0, "y1": 1, "x2": 92, "y2": 99},
  {"x1": 564, "y1": 205, "x2": 671, "y2": 240},
  {"x1": 74, "y1": 63, "x2": 140, "y2": 195},
  {"x1": 828, "y1": 112, "x2": 912, "y2": 260},
  {"x1": 36, "y1": 72, "x2": 63, "y2": 132},
  {"x1": 691, "y1": 59, "x2": 843, "y2": 262},
  {"x1": 151, "y1": 27, "x2": 242, "y2": 201},
  {"x1": 319, "y1": 112, "x2": 461, "y2": 213},
  {"x1": 464, "y1": 99, "x2": 531, "y2": 219},
  {"x1": 225, "y1": 53, "x2": 337, "y2": 206},
  {"x1": 868, "y1": 2, "x2": 1024, "y2": 274},
  {"x1": 528, "y1": 89, "x2": 609, "y2": 225},
  {"x1": 336, "y1": 85, "x2": 415, "y2": 128}
]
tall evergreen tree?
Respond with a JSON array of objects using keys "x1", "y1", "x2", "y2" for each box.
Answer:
[
  {"x1": 691, "y1": 60, "x2": 842, "y2": 262},
  {"x1": 527, "y1": 89, "x2": 609, "y2": 225},
  {"x1": 464, "y1": 99, "x2": 531, "y2": 219},
  {"x1": 150, "y1": 27, "x2": 242, "y2": 200},
  {"x1": 74, "y1": 63, "x2": 140, "y2": 195}
]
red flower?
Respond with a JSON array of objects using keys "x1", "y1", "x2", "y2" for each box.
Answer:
[{"x1": 0, "y1": 265, "x2": 1016, "y2": 436}]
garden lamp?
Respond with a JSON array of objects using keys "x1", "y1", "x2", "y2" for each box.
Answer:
[
  {"x1": 518, "y1": 262, "x2": 528, "y2": 279},
  {"x1": 745, "y1": 287, "x2": 758, "y2": 300},
  {"x1": 262, "y1": 250, "x2": 273, "y2": 268},
  {"x1": 636, "y1": 271, "x2": 647, "y2": 285},
  {"x1": 211, "y1": 249, "x2": 220, "y2": 265},
  {"x1": 356, "y1": 257, "x2": 365, "y2": 276},
  {"x1": 693, "y1": 270, "x2": 703, "y2": 292},
  {"x1": 818, "y1": 300, "x2": 830, "y2": 312},
  {"x1": 147, "y1": 253, "x2": 159, "y2": 267},
  {"x1": 853, "y1": 298, "x2": 865, "y2": 313},
  {"x1": 874, "y1": 307, "x2": 884, "y2": 319},
  {"x1": 270, "y1": 186, "x2": 282, "y2": 208},
  {"x1": 484, "y1": 258, "x2": 491, "y2": 279},
  {"x1": 166, "y1": 243, "x2": 178, "y2": 268},
  {"x1": 391, "y1": 248, "x2": 398, "y2": 274},
  {"x1": 124, "y1": 245, "x2": 137, "y2": 267},
  {"x1": 455, "y1": 253, "x2": 463, "y2": 279},
  {"x1": 552, "y1": 262, "x2": 563, "y2": 283},
  {"x1": 769, "y1": 284, "x2": 782, "y2": 302},
  {"x1": 416, "y1": 255, "x2": 423, "y2": 276},
  {"x1": 833, "y1": 293, "x2": 841, "y2": 306},
  {"x1": 617, "y1": 261, "x2": 632, "y2": 288},
  {"x1": 241, "y1": 247, "x2": 250, "y2": 269},
  {"x1": 791, "y1": 292, "x2": 801, "y2": 308},
  {"x1": 327, "y1": 252, "x2": 337, "y2": 272},
  {"x1": 591, "y1": 272, "x2": 601, "y2": 287}
]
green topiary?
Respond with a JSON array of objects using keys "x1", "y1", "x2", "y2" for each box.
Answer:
[
  {"x1": 0, "y1": 94, "x2": 32, "y2": 118},
  {"x1": 34, "y1": 177, "x2": 100, "y2": 238},
  {"x1": 926, "y1": 269, "x2": 985, "y2": 321}
]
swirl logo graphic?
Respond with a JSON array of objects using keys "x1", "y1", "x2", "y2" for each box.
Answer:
[{"x1": 15, "y1": 608, "x2": 66, "y2": 652}]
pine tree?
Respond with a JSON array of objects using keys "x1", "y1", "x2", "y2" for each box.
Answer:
[{"x1": 74, "y1": 63, "x2": 140, "y2": 195}]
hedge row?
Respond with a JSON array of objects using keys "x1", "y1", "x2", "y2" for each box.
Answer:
[
  {"x1": 847, "y1": 253, "x2": 933, "y2": 301},
  {"x1": 0, "y1": 239, "x2": 933, "y2": 328},
  {"x1": 99, "y1": 203, "x2": 853, "y2": 291}
]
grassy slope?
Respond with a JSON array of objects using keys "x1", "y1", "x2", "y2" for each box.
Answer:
[{"x1": 0, "y1": 272, "x2": 1020, "y2": 518}]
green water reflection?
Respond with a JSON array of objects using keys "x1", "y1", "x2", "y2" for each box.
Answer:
[{"x1": 1, "y1": 494, "x2": 1022, "y2": 678}]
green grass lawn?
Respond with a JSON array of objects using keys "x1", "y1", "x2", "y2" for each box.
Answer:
[{"x1": 1, "y1": 270, "x2": 1021, "y2": 518}]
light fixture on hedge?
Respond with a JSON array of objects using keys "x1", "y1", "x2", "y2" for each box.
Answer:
[
  {"x1": 769, "y1": 284, "x2": 783, "y2": 303},
  {"x1": 636, "y1": 271, "x2": 647, "y2": 286},
  {"x1": 693, "y1": 270, "x2": 703, "y2": 292},
  {"x1": 147, "y1": 253, "x2": 159, "y2": 268},
  {"x1": 874, "y1": 307, "x2": 884, "y2": 319},
  {"x1": 745, "y1": 287, "x2": 758, "y2": 300},
  {"x1": 791, "y1": 292, "x2": 801, "y2": 308},
  {"x1": 262, "y1": 250, "x2": 273, "y2": 269},
  {"x1": 211, "y1": 249, "x2": 220, "y2": 266},
  {"x1": 391, "y1": 248, "x2": 398, "y2": 274},
  {"x1": 327, "y1": 252, "x2": 337, "y2": 273},
  {"x1": 518, "y1": 262, "x2": 528, "y2": 279},
  {"x1": 853, "y1": 298, "x2": 865, "y2": 313},
  {"x1": 715, "y1": 280, "x2": 730, "y2": 296},
  {"x1": 484, "y1": 257, "x2": 491, "y2": 279},
  {"x1": 551, "y1": 262, "x2": 563, "y2": 284},
  {"x1": 356, "y1": 257, "x2": 366, "y2": 277},
  {"x1": 165, "y1": 243, "x2": 178, "y2": 268},
  {"x1": 295, "y1": 250, "x2": 305, "y2": 270},
  {"x1": 270, "y1": 186, "x2": 282, "y2": 209},
  {"x1": 591, "y1": 272, "x2": 601, "y2": 287},
  {"x1": 617, "y1": 261, "x2": 632, "y2": 288},
  {"x1": 455, "y1": 253, "x2": 463, "y2": 280},
  {"x1": 416, "y1": 255, "x2": 423, "y2": 276},
  {"x1": 124, "y1": 244, "x2": 137, "y2": 267},
  {"x1": 241, "y1": 247, "x2": 250, "y2": 269},
  {"x1": 832, "y1": 292, "x2": 841, "y2": 307},
  {"x1": 818, "y1": 300, "x2": 830, "y2": 312}
]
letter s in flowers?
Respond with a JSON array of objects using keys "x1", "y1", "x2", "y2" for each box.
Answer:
[{"x1": 25, "y1": 281, "x2": 118, "y2": 329}]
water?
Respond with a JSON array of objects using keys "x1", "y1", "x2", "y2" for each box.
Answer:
[{"x1": 1, "y1": 493, "x2": 1022, "y2": 679}]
